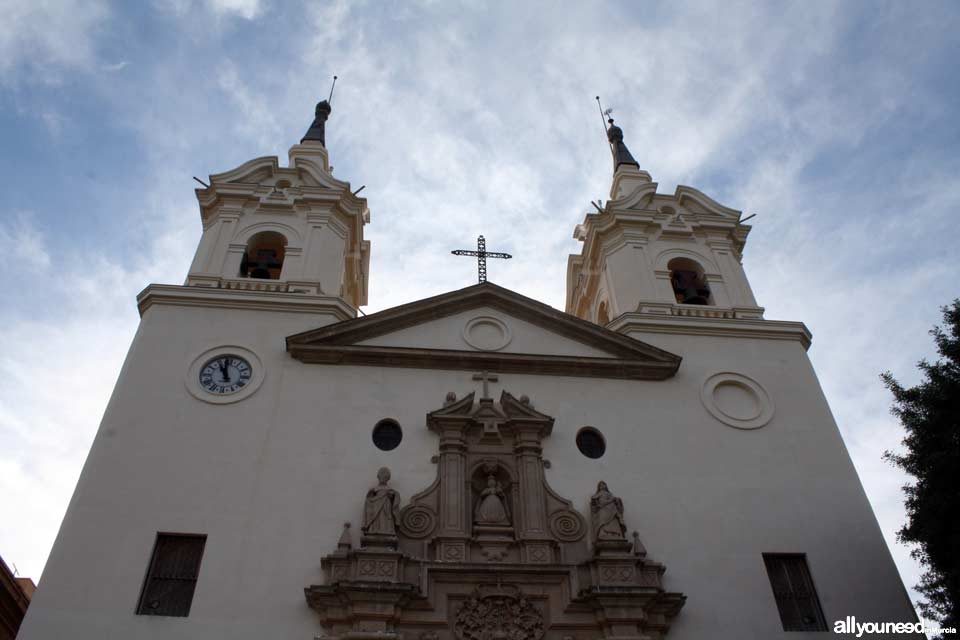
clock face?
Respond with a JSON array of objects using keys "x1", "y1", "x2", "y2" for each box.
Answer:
[{"x1": 198, "y1": 355, "x2": 252, "y2": 395}]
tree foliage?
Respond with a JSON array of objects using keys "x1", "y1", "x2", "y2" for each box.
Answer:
[{"x1": 882, "y1": 299, "x2": 960, "y2": 630}]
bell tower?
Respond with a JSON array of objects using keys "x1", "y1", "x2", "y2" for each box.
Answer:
[
  {"x1": 183, "y1": 98, "x2": 370, "y2": 310},
  {"x1": 566, "y1": 117, "x2": 764, "y2": 327}
]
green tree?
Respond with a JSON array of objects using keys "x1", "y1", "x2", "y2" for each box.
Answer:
[{"x1": 882, "y1": 299, "x2": 960, "y2": 632}]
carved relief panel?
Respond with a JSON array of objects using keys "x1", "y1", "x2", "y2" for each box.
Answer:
[{"x1": 305, "y1": 388, "x2": 685, "y2": 640}]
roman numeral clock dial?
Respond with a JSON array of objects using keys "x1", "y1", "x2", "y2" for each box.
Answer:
[{"x1": 199, "y1": 355, "x2": 252, "y2": 395}]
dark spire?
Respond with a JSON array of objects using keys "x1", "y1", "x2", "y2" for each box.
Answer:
[
  {"x1": 301, "y1": 100, "x2": 332, "y2": 145},
  {"x1": 606, "y1": 117, "x2": 639, "y2": 171}
]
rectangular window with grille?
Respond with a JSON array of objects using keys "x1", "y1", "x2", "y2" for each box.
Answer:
[
  {"x1": 136, "y1": 533, "x2": 206, "y2": 617},
  {"x1": 763, "y1": 553, "x2": 828, "y2": 631}
]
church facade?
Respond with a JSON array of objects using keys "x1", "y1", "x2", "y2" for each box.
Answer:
[{"x1": 18, "y1": 102, "x2": 920, "y2": 639}]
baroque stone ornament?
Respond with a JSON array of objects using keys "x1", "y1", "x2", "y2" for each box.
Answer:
[
  {"x1": 590, "y1": 481, "x2": 627, "y2": 543},
  {"x1": 474, "y1": 474, "x2": 510, "y2": 526},
  {"x1": 362, "y1": 467, "x2": 401, "y2": 546},
  {"x1": 305, "y1": 390, "x2": 686, "y2": 640},
  {"x1": 399, "y1": 504, "x2": 437, "y2": 539},
  {"x1": 548, "y1": 508, "x2": 587, "y2": 542},
  {"x1": 454, "y1": 585, "x2": 544, "y2": 640}
]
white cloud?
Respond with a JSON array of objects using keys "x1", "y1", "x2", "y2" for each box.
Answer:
[
  {"x1": 153, "y1": 0, "x2": 263, "y2": 20},
  {"x1": 101, "y1": 61, "x2": 129, "y2": 72},
  {"x1": 0, "y1": 212, "x2": 51, "y2": 270},
  {"x1": 216, "y1": 61, "x2": 283, "y2": 149},
  {"x1": 39, "y1": 110, "x2": 66, "y2": 138},
  {"x1": 0, "y1": 0, "x2": 109, "y2": 81},
  {"x1": 0, "y1": 198, "x2": 196, "y2": 579},
  {"x1": 208, "y1": 0, "x2": 262, "y2": 19}
]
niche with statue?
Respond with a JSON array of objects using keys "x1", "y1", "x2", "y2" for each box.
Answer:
[{"x1": 305, "y1": 389, "x2": 686, "y2": 640}]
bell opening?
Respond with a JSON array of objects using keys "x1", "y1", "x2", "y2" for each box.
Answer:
[
  {"x1": 240, "y1": 231, "x2": 287, "y2": 280},
  {"x1": 668, "y1": 258, "x2": 713, "y2": 306}
]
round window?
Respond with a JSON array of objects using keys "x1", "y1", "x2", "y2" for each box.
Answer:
[
  {"x1": 576, "y1": 427, "x2": 606, "y2": 459},
  {"x1": 372, "y1": 419, "x2": 403, "y2": 451}
]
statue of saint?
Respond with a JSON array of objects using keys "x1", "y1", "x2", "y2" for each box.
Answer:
[
  {"x1": 474, "y1": 474, "x2": 510, "y2": 525},
  {"x1": 590, "y1": 481, "x2": 627, "y2": 542},
  {"x1": 362, "y1": 467, "x2": 401, "y2": 536}
]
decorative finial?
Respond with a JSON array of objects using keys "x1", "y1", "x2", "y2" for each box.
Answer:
[
  {"x1": 337, "y1": 522, "x2": 352, "y2": 550},
  {"x1": 301, "y1": 76, "x2": 337, "y2": 145},
  {"x1": 606, "y1": 117, "x2": 639, "y2": 171},
  {"x1": 632, "y1": 530, "x2": 647, "y2": 557}
]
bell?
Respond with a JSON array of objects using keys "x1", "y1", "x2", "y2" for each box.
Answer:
[
  {"x1": 671, "y1": 270, "x2": 711, "y2": 305},
  {"x1": 681, "y1": 293, "x2": 709, "y2": 305},
  {"x1": 250, "y1": 267, "x2": 272, "y2": 279}
]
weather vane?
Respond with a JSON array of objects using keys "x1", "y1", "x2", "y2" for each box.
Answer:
[
  {"x1": 596, "y1": 95, "x2": 616, "y2": 154},
  {"x1": 328, "y1": 75, "x2": 338, "y2": 104},
  {"x1": 596, "y1": 96, "x2": 613, "y2": 133},
  {"x1": 451, "y1": 235, "x2": 512, "y2": 283}
]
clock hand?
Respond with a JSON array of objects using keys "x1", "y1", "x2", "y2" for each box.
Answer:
[{"x1": 219, "y1": 358, "x2": 230, "y2": 383}]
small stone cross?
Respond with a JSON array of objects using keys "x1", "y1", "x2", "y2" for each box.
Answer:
[{"x1": 472, "y1": 371, "x2": 499, "y2": 400}]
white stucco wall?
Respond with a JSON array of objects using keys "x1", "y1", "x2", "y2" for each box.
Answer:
[{"x1": 18, "y1": 297, "x2": 919, "y2": 640}]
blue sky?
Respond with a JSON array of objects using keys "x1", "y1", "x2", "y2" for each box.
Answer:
[{"x1": 1, "y1": 0, "x2": 958, "y2": 615}]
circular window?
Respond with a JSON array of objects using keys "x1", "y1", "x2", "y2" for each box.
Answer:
[
  {"x1": 372, "y1": 419, "x2": 403, "y2": 451},
  {"x1": 575, "y1": 427, "x2": 606, "y2": 459}
]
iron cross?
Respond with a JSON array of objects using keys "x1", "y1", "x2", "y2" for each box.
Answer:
[{"x1": 451, "y1": 235, "x2": 512, "y2": 283}]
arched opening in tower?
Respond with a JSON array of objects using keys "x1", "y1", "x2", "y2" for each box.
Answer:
[
  {"x1": 668, "y1": 258, "x2": 712, "y2": 305},
  {"x1": 240, "y1": 231, "x2": 287, "y2": 280}
]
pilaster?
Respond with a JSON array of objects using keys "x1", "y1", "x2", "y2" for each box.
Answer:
[{"x1": 513, "y1": 427, "x2": 547, "y2": 540}]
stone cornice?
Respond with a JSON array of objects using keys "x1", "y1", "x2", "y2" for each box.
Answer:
[
  {"x1": 136, "y1": 284, "x2": 356, "y2": 320},
  {"x1": 609, "y1": 312, "x2": 812, "y2": 350},
  {"x1": 575, "y1": 182, "x2": 751, "y2": 257},
  {"x1": 674, "y1": 185, "x2": 741, "y2": 218},
  {"x1": 195, "y1": 155, "x2": 369, "y2": 224},
  {"x1": 287, "y1": 282, "x2": 682, "y2": 380},
  {"x1": 289, "y1": 344, "x2": 678, "y2": 380}
]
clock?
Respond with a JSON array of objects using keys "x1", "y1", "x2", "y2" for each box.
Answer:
[
  {"x1": 187, "y1": 346, "x2": 264, "y2": 404},
  {"x1": 198, "y1": 355, "x2": 252, "y2": 395}
]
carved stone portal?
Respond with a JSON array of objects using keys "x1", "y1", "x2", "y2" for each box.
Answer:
[
  {"x1": 305, "y1": 390, "x2": 686, "y2": 640},
  {"x1": 454, "y1": 585, "x2": 544, "y2": 640}
]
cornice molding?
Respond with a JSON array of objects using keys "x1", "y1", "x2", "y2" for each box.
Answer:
[
  {"x1": 288, "y1": 344, "x2": 678, "y2": 380},
  {"x1": 136, "y1": 284, "x2": 356, "y2": 320},
  {"x1": 287, "y1": 282, "x2": 682, "y2": 380},
  {"x1": 674, "y1": 185, "x2": 741, "y2": 218},
  {"x1": 610, "y1": 312, "x2": 812, "y2": 350}
]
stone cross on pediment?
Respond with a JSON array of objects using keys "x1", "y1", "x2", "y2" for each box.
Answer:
[
  {"x1": 472, "y1": 371, "x2": 499, "y2": 401},
  {"x1": 467, "y1": 372, "x2": 503, "y2": 441}
]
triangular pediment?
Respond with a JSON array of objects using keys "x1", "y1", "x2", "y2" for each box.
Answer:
[{"x1": 286, "y1": 282, "x2": 680, "y2": 380}]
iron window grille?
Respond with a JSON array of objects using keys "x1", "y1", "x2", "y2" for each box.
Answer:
[
  {"x1": 136, "y1": 533, "x2": 206, "y2": 617},
  {"x1": 763, "y1": 553, "x2": 828, "y2": 631}
]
